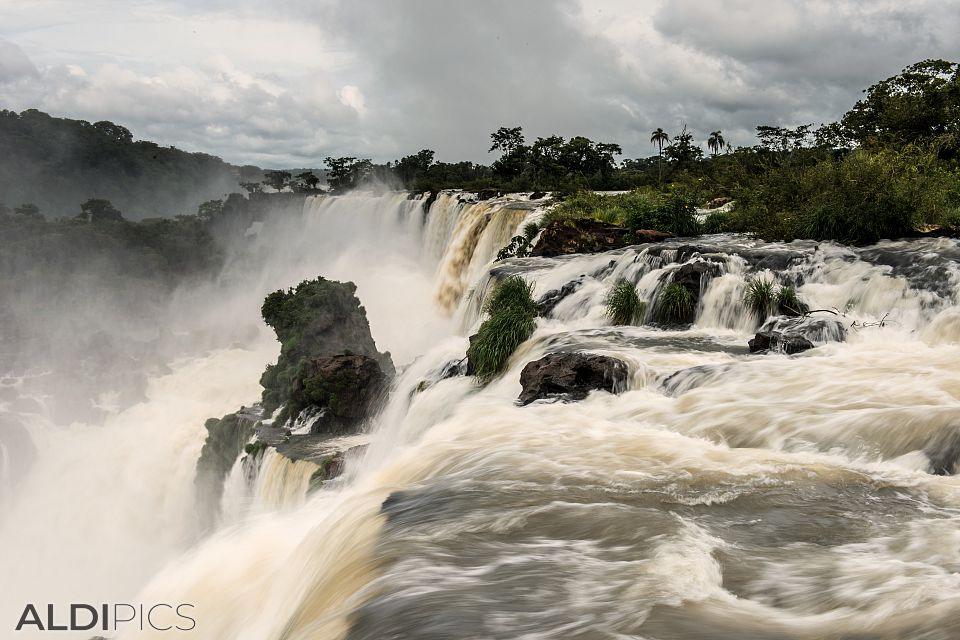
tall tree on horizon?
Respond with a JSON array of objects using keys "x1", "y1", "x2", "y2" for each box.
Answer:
[
  {"x1": 650, "y1": 127, "x2": 669, "y2": 184},
  {"x1": 708, "y1": 130, "x2": 725, "y2": 157}
]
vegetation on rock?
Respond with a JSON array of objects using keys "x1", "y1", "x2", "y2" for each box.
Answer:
[
  {"x1": 605, "y1": 279, "x2": 643, "y2": 325},
  {"x1": 656, "y1": 283, "x2": 694, "y2": 325},
  {"x1": 259, "y1": 277, "x2": 393, "y2": 425},
  {"x1": 466, "y1": 276, "x2": 538, "y2": 381},
  {"x1": 744, "y1": 277, "x2": 777, "y2": 318}
]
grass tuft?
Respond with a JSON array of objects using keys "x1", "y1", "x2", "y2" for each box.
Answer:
[
  {"x1": 605, "y1": 278, "x2": 643, "y2": 325},
  {"x1": 467, "y1": 276, "x2": 538, "y2": 381},
  {"x1": 775, "y1": 285, "x2": 804, "y2": 316},
  {"x1": 658, "y1": 283, "x2": 693, "y2": 323},
  {"x1": 744, "y1": 277, "x2": 777, "y2": 317}
]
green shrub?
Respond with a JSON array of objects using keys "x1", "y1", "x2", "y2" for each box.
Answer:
[
  {"x1": 467, "y1": 276, "x2": 538, "y2": 381},
  {"x1": 656, "y1": 192, "x2": 701, "y2": 236},
  {"x1": 657, "y1": 283, "x2": 693, "y2": 324},
  {"x1": 700, "y1": 210, "x2": 741, "y2": 234},
  {"x1": 744, "y1": 277, "x2": 777, "y2": 317},
  {"x1": 732, "y1": 148, "x2": 960, "y2": 244},
  {"x1": 543, "y1": 189, "x2": 663, "y2": 229},
  {"x1": 605, "y1": 278, "x2": 643, "y2": 325},
  {"x1": 495, "y1": 236, "x2": 531, "y2": 260},
  {"x1": 522, "y1": 222, "x2": 541, "y2": 241},
  {"x1": 542, "y1": 191, "x2": 603, "y2": 226}
]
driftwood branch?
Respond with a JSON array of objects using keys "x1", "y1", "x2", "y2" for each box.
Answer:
[
  {"x1": 801, "y1": 308, "x2": 842, "y2": 317},
  {"x1": 851, "y1": 312, "x2": 892, "y2": 330}
]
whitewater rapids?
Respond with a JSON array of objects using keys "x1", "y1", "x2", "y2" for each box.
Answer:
[{"x1": 3, "y1": 191, "x2": 960, "y2": 639}]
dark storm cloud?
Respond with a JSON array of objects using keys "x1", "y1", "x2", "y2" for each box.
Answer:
[
  {"x1": 0, "y1": 1, "x2": 958, "y2": 165},
  {"x1": 644, "y1": 0, "x2": 960, "y2": 147},
  {"x1": 316, "y1": 0, "x2": 636, "y2": 161}
]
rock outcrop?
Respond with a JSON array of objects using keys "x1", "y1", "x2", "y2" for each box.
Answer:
[
  {"x1": 309, "y1": 443, "x2": 369, "y2": 490},
  {"x1": 259, "y1": 277, "x2": 394, "y2": 423},
  {"x1": 531, "y1": 218, "x2": 671, "y2": 257},
  {"x1": 518, "y1": 353, "x2": 628, "y2": 405},
  {"x1": 193, "y1": 408, "x2": 260, "y2": 530},
  {"x1": 651, "y1": 260, "x2": 722, "y2": 326},
  {"x1": 293, "y1": 354, "x2": 390, "y2": 434},
  {"x1": 748, "y1": 315, "x2": 847, "y2": 354},
  {"x1": 536, "y1": 277, "x2": 585, "y2": 317},
  {"x1": 194, "y1": 277, "x2": 393, "y2": 524}
]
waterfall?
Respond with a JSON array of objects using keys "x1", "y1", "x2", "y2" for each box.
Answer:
[
  {"x1": 427, "y1": 192, "x2": 536, "y2": 312},
  {"x1": 4, "y1": 190, "x2": 960, "y2": 640}
]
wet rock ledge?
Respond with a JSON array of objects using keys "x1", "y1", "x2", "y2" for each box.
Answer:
[{"x1": 194, "y1": 276, "x2": 392, "y2": 524}]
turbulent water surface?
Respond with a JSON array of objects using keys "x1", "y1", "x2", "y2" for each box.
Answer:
[{"x1": 2, "y1": 191, "x2": 960, "y2": 639}]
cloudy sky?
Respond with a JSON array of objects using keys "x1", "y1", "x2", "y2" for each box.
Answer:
[{"x1": 1, "y1": 0, "x2": 958, "y2": 167}]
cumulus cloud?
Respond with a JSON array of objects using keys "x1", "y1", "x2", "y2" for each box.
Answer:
[{"x1": 0, "y1": 0, "x2": 958, "y2": 165}]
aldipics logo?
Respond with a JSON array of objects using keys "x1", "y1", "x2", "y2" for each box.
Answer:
[{"x1": 15, "y1": 603, "x2": 196, "y2": 633}]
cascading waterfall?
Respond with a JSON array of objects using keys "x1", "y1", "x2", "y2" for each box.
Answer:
[
  {"x1": 428, "y1": 193, "x2": 538, "y2": 312},
  {"x1": 4, "y1": 189, "x2": 960, "y2": 639},
  {"x1": 250, "y1": 450, "x2": 319, "y2": 511}
]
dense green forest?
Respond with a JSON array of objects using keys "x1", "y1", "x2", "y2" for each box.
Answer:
[{"x1": 0, "y1": 109, "x2": 251, "y2": 219}]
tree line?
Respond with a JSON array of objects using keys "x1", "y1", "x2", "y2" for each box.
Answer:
[{"x1": 2, "y1": 57, "x2": 957, "y2": 249}]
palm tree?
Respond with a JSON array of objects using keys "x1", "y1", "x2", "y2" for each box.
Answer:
[
  {"x1": 650, "y1": 128, "x2": 669, "y2": 183},
  {"x1": 708, "y1": 130, "x2": 725, "y2": 157}
]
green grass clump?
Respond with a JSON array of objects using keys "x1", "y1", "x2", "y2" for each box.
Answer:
[
  {"x1": 605, "y1": 278, "x2": 643, "y2": 325},
  {"x1": 775, "y1": 285, "x2": 804, "y2": 315},
  {"x1": 658, "y1": 283, "x2": 693, "y2": 323},
  {"x1": 467, "y1": 276, "x2": 538, "y2": 381},
  {"x1": 744, "y1": 277, "x2": 777, "y2": 317},
  {"x1": 542, "y1": 188, "x2": 702, "y2": 237},
  {"x1": 484, "y1": 275, "x2": 537, "y2": 316}
]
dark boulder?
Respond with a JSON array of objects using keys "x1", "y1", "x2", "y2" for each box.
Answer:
[
  {"x1": 518, "y1": 353, "x2": 628, "y2": 405},
  {"x1": 672, "y1": 261, "x2": 722, "y2": 298},
  {"x1": 293, "y1": 354, "x2": 390, "y2": 434},
  {"x1": 748, "y1": 331, "x2": 814, "y2": 355},
  {"x1": 465, "y1": 333, "x2": 479, "y2": 376},
  {"x1": 651, "y1": 260, "x2": 722, "y2": 326},
  {"x1": 748, "y1": 315, "x2": 846, "y2": 354},
  {"x1": 924, "y1": 426, "x2": 960, "y2": 476},
  {"x1": 531, "y1": 218, "x2": 671, "y2": 258},
  {"x1": 536, "y1": 277, "x2": 585, "y2": 317}
]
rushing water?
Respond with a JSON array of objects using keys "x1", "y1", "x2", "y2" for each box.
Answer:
[{"x1": 3, "y1": 191, "x2": 960, "y2": 639}]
